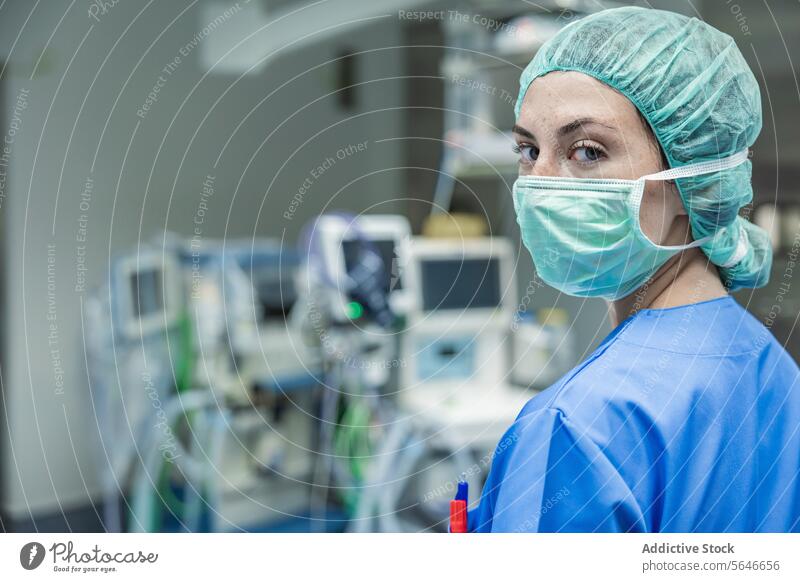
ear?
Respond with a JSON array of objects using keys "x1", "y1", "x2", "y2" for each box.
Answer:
[{"x1": 668, "y1": 182, "x2": 689, "y2": 217}]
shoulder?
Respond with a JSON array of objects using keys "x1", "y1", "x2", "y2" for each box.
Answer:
[
  {"x1": 514, "y1": 340, "x2": 674, "y2": 456},
  {"x1": 518, "y1": 342, "x2": 650, "y2": 423},
  {"x1": 485, "y1": 405, "x2": 603, "y2": 495}
]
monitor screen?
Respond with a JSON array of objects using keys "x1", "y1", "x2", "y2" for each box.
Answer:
[
  {"x1": 131, "y1": 268, "x2": 163, "y2": 319},
  {"x1": 251, "y1": 267, "x2": 297, "y2": 320},
  {"x1": 236, "y1": 253, "x2": 299, "y2": 322},
  {"x1": 420, "y1": 257, "x2": 501, "y2": 311},
  {"x1": 341, "y1": 238, "x2": 402, "y2": 293}
]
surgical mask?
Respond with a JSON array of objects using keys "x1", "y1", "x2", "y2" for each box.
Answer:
[{"x1": 512, "y1": 149, "x2": 750, "y2": 300}]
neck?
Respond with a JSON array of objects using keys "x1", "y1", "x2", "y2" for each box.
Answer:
[{"x1": 609, "y1": 248, "x2": 728, "y2": 327}]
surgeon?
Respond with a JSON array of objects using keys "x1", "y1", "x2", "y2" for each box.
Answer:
[{"x1": 468, "y1": 7, "x2": 800, "y2": 532}]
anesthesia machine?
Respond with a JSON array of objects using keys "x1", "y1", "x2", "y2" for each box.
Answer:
[{"x1": 86, "y1": 214, "x2": 560, "y2": 532}]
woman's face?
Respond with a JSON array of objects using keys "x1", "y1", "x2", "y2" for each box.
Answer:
[{"x1": 514, "y1": 71, "x2": 690, "y2": 247}]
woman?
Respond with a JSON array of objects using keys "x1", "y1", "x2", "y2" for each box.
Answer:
[{"x1": 469, "y1": 7, "x2": 800, "y2": 532}]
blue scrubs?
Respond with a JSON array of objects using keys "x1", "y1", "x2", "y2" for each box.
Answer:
[{"x1": 470, "y1": 296, "x2": 800, "y2": 532}]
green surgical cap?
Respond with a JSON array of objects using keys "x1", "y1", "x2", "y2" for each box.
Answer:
[{"x1": 515, "y1": 6, "x2": 771, "y2": 291}]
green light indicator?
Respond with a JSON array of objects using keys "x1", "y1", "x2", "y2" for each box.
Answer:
[{"x1": 346, "y1": 301, "x2": 364, "y2": 319}]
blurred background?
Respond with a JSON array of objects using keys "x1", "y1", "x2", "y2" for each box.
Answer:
[{"x1": 0, "y1": 0, "x2": 797, "y2": 532}]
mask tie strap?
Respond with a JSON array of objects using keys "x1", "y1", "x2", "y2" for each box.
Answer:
[
  {"x1": 718, "y1": 221, "x2": 750, "y2": 268},
  {"x1": 636, "y1": 148, "x2": 750, "y2": 251},
  {"x1": 635, "y1": 148, "x2": 750, "y2": 250},
  {"x1": 640, "y1": 148, "x2": 750, "y2": 182}
]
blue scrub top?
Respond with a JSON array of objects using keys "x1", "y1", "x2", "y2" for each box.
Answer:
[{"x1": 469, "y1": 296, "x2": 800, "y2": 532}]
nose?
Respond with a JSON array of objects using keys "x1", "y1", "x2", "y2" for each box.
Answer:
[{"x1": 530, "y1": 149, "x2": 562, "y2": 177}]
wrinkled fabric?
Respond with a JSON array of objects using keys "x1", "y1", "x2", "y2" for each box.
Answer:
[
  {"x1": 515, "y1": 7, "x2": 770, "y2": 291},
  {"x1": 470, "y1": 297, "x2": 800, "y2": 532}
]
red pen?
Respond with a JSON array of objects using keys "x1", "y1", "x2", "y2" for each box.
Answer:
[
  {"x1": 449, "y1": 500, "x2": 467, "y2": 533},
  {"x1": 449, "y1": 481, "x2": 469, "y2": 533}
]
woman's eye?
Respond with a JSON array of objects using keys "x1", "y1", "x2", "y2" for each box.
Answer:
[
  {"x1": 571, "y1": 145, "x2": 605, "y2": 163},
  {"x1": 513, "y1": 144, "x2": 538, "y2": 163}
]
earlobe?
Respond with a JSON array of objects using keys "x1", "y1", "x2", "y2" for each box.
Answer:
[{"x1": 667, "y1": 181, "x2": 688, "y2": 216}]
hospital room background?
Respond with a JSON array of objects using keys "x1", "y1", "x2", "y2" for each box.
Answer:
[{"x1": 0, "y1": 0, "x2": 797, "y2": 532}]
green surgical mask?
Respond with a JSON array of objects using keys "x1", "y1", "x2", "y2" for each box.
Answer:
[{"x1": 512, "y1": 149, "x2": 750, "y2": 300}]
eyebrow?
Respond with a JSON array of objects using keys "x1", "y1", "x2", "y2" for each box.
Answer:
[{"x1": 513, "y1": 117, "x2": 618, "y2": 139}]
